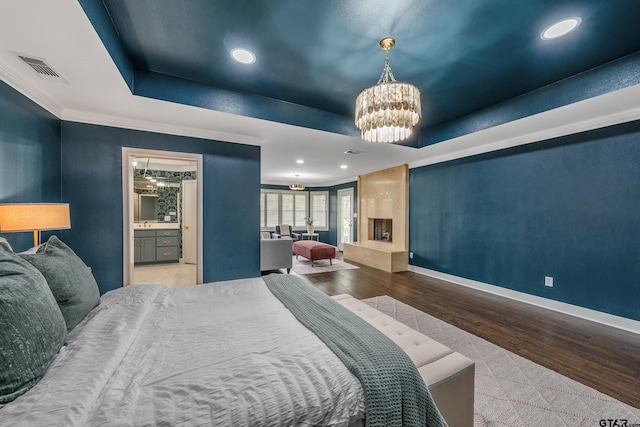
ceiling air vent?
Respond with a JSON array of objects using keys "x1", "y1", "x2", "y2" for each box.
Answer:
[
  {"x1": 344, "y1": 150, "x2": 367, "y2": 155},
  {"x1": 13, "y1": 52, "x2": 68, "y2": 83}
]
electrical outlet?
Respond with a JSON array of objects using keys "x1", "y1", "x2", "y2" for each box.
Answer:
[
  {"x1": 545, "y1": 276, "x2": 553, "y2": 287},
  {"x1": 409, "y1": 251, "x2": 414, "y2": 259}
]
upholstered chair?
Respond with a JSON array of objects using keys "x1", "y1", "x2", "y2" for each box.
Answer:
[
  {"x1": 273, "y1": 224, "x2": 301, "y2": 241},
  {"x1": 260, "y1": 235, "x2": 293, "y2": 273}
]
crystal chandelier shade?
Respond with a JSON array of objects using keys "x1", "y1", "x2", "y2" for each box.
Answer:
[{"x1": 355, "y1": 37, "x2": 421, "y2": 143}]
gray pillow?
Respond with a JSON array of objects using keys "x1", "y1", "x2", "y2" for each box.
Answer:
[
  {"x1": 21, "y1": 236, "x2": 100, "y2": 332},
  {"x1": 0, "y1": 237, "x2": 12, "y2": 252},
  {"x1": 0, "y1": 245, "x2": 67, "y2": 404}
]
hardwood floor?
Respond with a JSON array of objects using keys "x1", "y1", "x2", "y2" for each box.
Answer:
[{"x1": 303, "y1": 259, "x2": 640, "y2": 409}]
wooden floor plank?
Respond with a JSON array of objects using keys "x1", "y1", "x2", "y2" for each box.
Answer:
[{"x1": 301, "y1": 261, "x2": 640, "y2": 409}]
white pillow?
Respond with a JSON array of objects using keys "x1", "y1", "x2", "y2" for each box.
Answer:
[{"x1": 278, "y1": 225, "x2": 291, "y2": 236}]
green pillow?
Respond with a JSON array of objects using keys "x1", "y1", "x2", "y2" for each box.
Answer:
[
  {"x1": 0, "y1": 245, "x2": 67, "y2": 404},
  {"x1": 21, "y1": 236, "x2": 100, "y2": 332}
]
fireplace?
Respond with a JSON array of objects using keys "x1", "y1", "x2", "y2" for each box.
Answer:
[{"x1": 369, "y1": 218, "x2": 392, "y2": 242}]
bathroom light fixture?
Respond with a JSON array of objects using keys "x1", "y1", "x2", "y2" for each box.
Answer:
[
  {"x1": 541, "y1": 17, "x2": 581, "y2": 40},
  {"x1": 355, "y1": 37, "x2": 421, "y2": 143},
  {"x1": 231, "y1": 48, "x2": 256, "y2": 64},
  {"x1": 289, "y1": 183, "x2": 305, "y2": 191}
]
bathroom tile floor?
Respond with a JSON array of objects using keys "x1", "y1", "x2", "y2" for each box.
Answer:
[{"x1": 133, "y1": 262, "x2": 197, "y2": 288}]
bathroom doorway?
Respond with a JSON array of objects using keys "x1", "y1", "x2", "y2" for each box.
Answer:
[{"x1": 122, "y1": 148, "x2": 203, "y2": 287}]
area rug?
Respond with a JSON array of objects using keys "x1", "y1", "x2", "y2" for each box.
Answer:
[
  {"x1": 361, "y1": 295, "x2": 640, "y2": 427},
  {"x1": 291, "y1": 256, "x2": 359, "y2": 275}
]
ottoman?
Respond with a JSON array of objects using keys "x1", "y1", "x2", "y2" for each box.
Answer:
[{"x1": 292, "y1": 240, "x2": 336, "y2": 267}]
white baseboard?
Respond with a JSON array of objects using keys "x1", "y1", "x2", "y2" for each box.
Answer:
[{"x1": 408, "y1": 265, "x2": 640, "y2": 335}]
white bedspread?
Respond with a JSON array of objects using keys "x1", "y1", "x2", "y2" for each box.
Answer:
[{"x1": 0, "y1": 278, "x2": 365, "y2": 426}]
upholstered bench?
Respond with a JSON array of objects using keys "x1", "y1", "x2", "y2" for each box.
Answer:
[
  {"x1": 292, "y1": 240, "x2": 336, "y2": 267},
  {"x1": 332, "y1": 294, "x2": 475, "y2": 427}
]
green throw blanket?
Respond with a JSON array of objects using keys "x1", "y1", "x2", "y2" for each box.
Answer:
[{"x1": 263, "y1": 274, "x2": 447, "y2": 427}]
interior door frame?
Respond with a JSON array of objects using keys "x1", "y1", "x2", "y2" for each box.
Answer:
[
  {"x1": 121, "y1": 147, "x2": 203, "y2": 286},
  {"x1": 337, "y1": 187, "x2": 354, "y2": 251}
]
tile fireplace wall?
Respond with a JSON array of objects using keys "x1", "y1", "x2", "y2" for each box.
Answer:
[{"x1": 344, "y1": 164, "x2": 408, "y2": 272}]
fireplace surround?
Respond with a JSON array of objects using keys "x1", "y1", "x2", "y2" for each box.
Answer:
[{"x1": 343, "y1": 164, "x2": 408, "y2": 272}]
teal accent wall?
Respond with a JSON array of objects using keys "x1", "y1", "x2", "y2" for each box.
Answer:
[
  {"x1": 61, "y1": 122, "x2": 261, "y2": 294},
  {"x1": 0, "y1": 81, "x2": 61, "y2": 250},
  {"x1": 409, "y1": 121, "x2": 640, "y2": 321}
]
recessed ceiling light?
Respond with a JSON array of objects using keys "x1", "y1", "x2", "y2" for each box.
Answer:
[
  {"x1": 296, "y1": 159, "x2": 304, "y2": 164},
  {"x1": 230, "y1": 48, "x2": 256, "y2": 64},
  {"x1": 541, "y1": 17, "x2": 581, "y2": 40},
  {"x1": 340, "y1": 165, "x2": 348, "y2": 169}
]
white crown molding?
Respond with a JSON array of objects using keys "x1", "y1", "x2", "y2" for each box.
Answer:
[
  {"x1": 409, "y1": 265, "x2": 640, "y2": 335},
  {"x1": 409, "y1": 87, "x2": 640, "y2": 170},
  {"x1": 62, "y1": 108, "x2": 264, "y2": 146},
  {"x1": 0, "y1": 60, "x2": 64, "y2": 118}
]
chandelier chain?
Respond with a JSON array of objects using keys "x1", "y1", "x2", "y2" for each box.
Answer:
[{"x1": 377, "y1": 48, "x2": 396, "y2": 84}]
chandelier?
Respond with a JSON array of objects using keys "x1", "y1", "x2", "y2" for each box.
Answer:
[
  {"x1": 289, "y1": 183, "x2": 305, "y2": 191},
  {"x1": 355, "y1": 37, "x2": 421, "y2": 143}
]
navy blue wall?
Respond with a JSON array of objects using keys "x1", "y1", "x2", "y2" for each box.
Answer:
[
  {"x1": 410, "y1": 121, "x2": 640, "y2": 321},
  {"x1": 0, "y1": 81, "x2": 61, "y2": 251},
  {"x1": 260, "y1": 182, "x2": 357, "y2": 246},
  {"x1": 61, "y1": 122, "x2": 261, "y2": 294}
]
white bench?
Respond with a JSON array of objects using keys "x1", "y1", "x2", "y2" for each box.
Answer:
[{"x1": 332, "y1": 294, "x2": 475, "y2": 427}]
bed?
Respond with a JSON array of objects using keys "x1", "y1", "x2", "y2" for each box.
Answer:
[{"x1": 0, "y1": 237, "x2": 446, "y2": 426}]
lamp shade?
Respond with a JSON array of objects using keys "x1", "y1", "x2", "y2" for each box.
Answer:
[{"x1": 0, "y1": 203, "x2": 71, "y2": 233}]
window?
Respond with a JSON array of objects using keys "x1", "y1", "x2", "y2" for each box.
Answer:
[
  {"x1": 310, "y1": 191, "x2": 328, "y2": 230},
  {"x1": 261, "y1": 192, "x2": 280, "y2": 229},
  {"x1": 260, "y1": 190, "x2": 308, "y2": 230}
]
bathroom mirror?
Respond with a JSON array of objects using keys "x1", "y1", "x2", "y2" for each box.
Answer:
[
  {"x1": 133, "y1": 175, "x2": 182, "y2": 224},
  {"x1": 136, "y1": 194, "x2": 158, "y2": 221}
]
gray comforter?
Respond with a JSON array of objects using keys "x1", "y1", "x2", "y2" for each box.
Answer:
[{"x1": 0, "y1": 278, "x2": 365, "y2": 426}]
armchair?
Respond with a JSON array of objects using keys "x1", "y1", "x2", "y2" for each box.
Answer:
[
  {"x1": 272, "y1": 224, "x2": 301, "y2": 241},
  {"x1": 260, "y1": 236, "x2": 293, "y2": 273}
]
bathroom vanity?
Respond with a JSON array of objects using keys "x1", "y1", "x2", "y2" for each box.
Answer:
[{"x1": 134, "y1": 227, "x2": 180, "y2": 264}]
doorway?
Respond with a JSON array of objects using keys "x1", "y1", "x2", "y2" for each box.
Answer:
[
  {"x1": 337, "y1": 187, "x2": 354, "y2": 251},
  {"x1": 122, "y1": 148, "x2": 203, "y2": 287}
]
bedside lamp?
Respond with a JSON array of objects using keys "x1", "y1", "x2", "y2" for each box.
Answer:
[{"x1": 0, "y1": 203, "x2": 71, "y2": 247}]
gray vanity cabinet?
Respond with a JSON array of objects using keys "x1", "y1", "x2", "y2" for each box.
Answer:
[
  {"x1": 134, "y1": 229, "x2": 180, "y2": 264},
  {"x1": 155, "y1": 230, "x2": 179, "y2": 263},
  {"x1": 134, "y1": 230, "x2": 156, "y2": 264}
]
